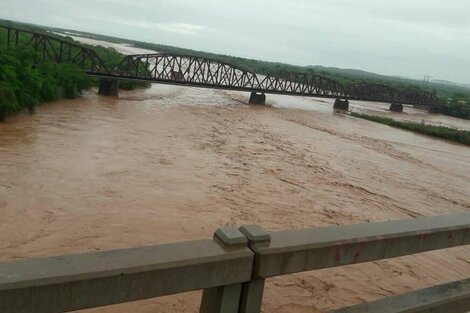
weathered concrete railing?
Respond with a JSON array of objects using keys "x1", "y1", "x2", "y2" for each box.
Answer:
[
  {"x1": 0, "y1": 228, "x2": 253, "y2": 313},
  {"x1": 0, "y1": 212, "x2": 469, "y2": 313},
  {"x1": 332, "y1": 277, "x2": 470, "y2": 313},
  {"x1": 238, "y1": 212, "x2": 470, "y2": 312}
]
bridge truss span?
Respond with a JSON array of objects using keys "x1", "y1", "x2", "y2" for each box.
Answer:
[
  {"x1": 0, "y1": 24, "x2": 438, "y2": 107},
  {"x1": 111, "y1": 53, "x2": 437, "y2": 106},
  {"x1": 1, "y1": 25, "x2": 109, "y2": 74},
  {"x1": 259, "y1": 73, "x2": 346, "y2": 98},
  {"x1": 113, "y1": 53, "x2": 262, "y2": 90},
  {"x1": 112, "y1": 54, "x2": 349, "y2": 99}
]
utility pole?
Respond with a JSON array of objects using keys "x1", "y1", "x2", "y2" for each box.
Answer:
[{"x1": 422, "y1": 75, "x2": 431, "y2": 90}]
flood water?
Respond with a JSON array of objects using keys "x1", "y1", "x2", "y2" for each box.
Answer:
[{"x1": 0, "y1": 40, "x2": 469, "y2": 312}]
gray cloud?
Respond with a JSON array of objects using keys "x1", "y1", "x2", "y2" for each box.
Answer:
[{"x1": 1, "y1": 0, "x2": 468, "y2": 83}]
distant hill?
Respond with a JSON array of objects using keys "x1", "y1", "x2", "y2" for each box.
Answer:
[
  {"x1": 308, "y1": 65, "x2": 398, "y2": 80},
  {"x1": 432, "y1": 79, "x2": 470, "y2": 91}
]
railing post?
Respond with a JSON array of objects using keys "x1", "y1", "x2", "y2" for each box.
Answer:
[
  {"x1": 200, "y1": 284, "x2": 243, "y2": 313},
  {"x1": 200, "y1": 227, "x2": 249, "y2": 313},
  {"x1": 238, "y1": 225, "x2": 271, "y2": 313}
]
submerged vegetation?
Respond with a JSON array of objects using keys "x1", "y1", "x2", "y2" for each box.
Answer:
[
  {"x1": 350, "y1": 113, "x2": 470, "y2": 146},
  {"x1": 0, "y1": 46, "x2": 90, "y2": 120}
]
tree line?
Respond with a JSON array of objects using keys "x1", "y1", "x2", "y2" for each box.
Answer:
[
  {"x1": 0, "y1": 45, "x2": 91, "y2": 120},
  {"x1": 0, "y1": 24, "x2": 148, "y2": 121}
]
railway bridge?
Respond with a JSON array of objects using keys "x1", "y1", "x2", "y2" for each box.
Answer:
[{"x1": 1, "y1": 25, "x2": 438, "y2": 112}]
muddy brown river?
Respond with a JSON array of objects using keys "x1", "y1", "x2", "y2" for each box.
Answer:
[{"x1": 1, "y1": 40, "x2": 470, "y2": 312}]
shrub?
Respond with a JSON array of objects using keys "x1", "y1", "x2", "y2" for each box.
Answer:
[{"x1": 350, "y1": 113, "x2": 470, "y2": 145}]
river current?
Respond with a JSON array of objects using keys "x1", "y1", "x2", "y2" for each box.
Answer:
[{"x1": 0, "y1": 39, "x2": 469, "y2": 312}]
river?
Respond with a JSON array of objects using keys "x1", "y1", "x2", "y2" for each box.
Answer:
[{"x1": 0, "y1": 39, "x2": 469, "y2": 313}]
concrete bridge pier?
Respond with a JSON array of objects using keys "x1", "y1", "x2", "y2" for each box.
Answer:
[
  {"x1": 389, "y1": 102, "x2": 404, "y2": 112},
  {"x1": 333, "y1": 99, "x2": 349, "y2": 111},
  {"x1": 98, "y1": 79, "x2": 119, "y2": 97},
  {"x1": 249, "y1": 92, "x2": 266, "y2": 105}
]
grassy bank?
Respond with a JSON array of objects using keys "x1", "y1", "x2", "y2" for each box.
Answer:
[{"x1": 350, "y1": 113, "x2": 470, "y2": 146}]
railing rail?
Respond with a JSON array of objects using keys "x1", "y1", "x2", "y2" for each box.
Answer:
[
  {"x1": 0, "y1": 213, "x2": 469, "y2": 313},
  {"x1": 250, "y1": 212, "x2": 470, "y2": 278},
  {"x1": 332, "y1": 277, "x2": 470, "y2": 313},
  {"x1": 0, "y1": 230, "x2": 253, "y2": 313}
]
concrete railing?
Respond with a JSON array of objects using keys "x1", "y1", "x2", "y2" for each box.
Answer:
[
  {"x1": 0, "y1": 229, "x2": 254, "y2": 313},
  {"x1": 0, "y1": 213, "x2": 469, "y2": 313},
  {"x1": 332, "y1": 277, "x2": 470, "y2": 313}
]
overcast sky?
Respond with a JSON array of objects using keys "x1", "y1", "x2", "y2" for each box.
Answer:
[{"x1": 1, "y1": 0, "x2": 469, "y2": 83}]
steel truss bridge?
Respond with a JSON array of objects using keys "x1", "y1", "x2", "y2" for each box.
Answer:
[{"x1": 1, "y1": 25, "x2": 438, "y2": 106}]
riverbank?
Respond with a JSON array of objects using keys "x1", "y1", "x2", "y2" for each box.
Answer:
[
  {"x1": 0, "y1": 24, "x2": 151, "y2": 121},
  {"x1": 0, "y1": 46, "x2": 91, "y2": 121},
  {"x1": 350, "y1": 112, "x2": 470, "y2": 145}
]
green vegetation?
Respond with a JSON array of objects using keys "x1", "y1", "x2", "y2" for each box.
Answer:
[
  {"x1": 0, "y1": 24, "x2": 93, "y2": 120},
  {"x1": 350, "y1": 113, "x2": 470, "y2": 146},
  {"x1": 0, "y1": 20, "x2": 149, "y2": 120},
  {"x1": 0, "y1": 45, "x2": 90, "y2": 120},
  {"x1": 437, "y1": 94, "x2": 470, "y2": 119}
]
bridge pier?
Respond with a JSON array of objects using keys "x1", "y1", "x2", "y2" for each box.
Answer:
[
  {"x1": 389, "y1": 102, "x2": 403, "y2": 112},
  {"x1": 249, "y1": 92, "x2": 266, "y2": 105},
  {"x1": 98, "y1": 79, "x2": 119, "y2": 97},
  {"x1": 333, "y1": 99, "x2": 349, "y2": 111}
]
